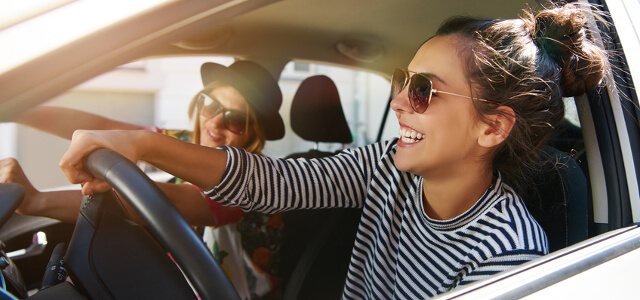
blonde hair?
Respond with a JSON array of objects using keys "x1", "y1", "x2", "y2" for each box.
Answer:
[{"x1": 187, "y1": 81, "x2": 266, "y2": 154}]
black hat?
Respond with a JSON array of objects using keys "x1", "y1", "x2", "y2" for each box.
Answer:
[{"x1": 200, "y1": 61, "x2": 284, "y2": 140}]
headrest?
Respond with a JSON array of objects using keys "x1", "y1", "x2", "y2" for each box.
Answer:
[{"x1": 290, "y1": 75, "x2": 352, "y2": 144}]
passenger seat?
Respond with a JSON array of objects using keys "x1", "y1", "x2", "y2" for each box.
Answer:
[{"x1": 280, "y1": 75, "x2": 360, "y2": 300}]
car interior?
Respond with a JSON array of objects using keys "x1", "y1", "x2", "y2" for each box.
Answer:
[
  {"x1": 1, "y1": 0, "x2": 639, "y2": 298},
  {"x1": 281, "y1": 75, "x2": 360, "y2": 299}
]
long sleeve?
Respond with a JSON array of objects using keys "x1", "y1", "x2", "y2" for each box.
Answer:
[{"x1": 205, "y1": 142, "x2": 392, "y2": 214}]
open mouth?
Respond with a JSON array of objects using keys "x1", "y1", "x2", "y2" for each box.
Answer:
[{"x1": 399, "y1": 127, "x2": 424, "y2": 144}]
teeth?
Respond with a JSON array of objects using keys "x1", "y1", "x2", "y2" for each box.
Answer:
[{"x1": 398, "y1": 128, "x2": 424, "y2": 143}]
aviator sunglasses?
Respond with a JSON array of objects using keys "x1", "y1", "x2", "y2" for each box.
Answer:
[
  {"x1": 197, "y1": 92, "x2": 251, "y2": 135},
  {"x1": 391, "y1": 68, "x2": 499, "y2": 113}
]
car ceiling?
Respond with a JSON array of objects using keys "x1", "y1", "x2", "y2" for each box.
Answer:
[
  {"x1": 0, "y1": 0, "x2": 545, "y2": 121},
  {"x1": 155, "y1": 0, "x2": 544, "y2": 76}
]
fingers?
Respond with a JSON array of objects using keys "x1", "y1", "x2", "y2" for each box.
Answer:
[
  {"x1": 59, "y1": 130, "x2": 107, "y2": 189},
  {"x1": 0, "y1": 158, "x2": 16, "y2": 182},
  {"x1": 58, "y1": 151, "x2": 93, "y2": 185},
  {"x1": 59, "y1": 129, "x2": 145, "y2": 194},
  {"x1": 81, "y1": 180, "x2": 113, "y2": 195},
  {"x1": 1, "y1": 157, "x2": 42, "y2": 215},
  {"x1": 0, "y1": 157, "x2": 27, "y2": 184}
]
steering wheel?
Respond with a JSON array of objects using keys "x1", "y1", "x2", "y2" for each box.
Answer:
[{"x1": 67, "y1": 148, "x2": 239, "y2": 299}]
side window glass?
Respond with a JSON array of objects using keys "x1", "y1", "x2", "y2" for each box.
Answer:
[{"x1": 559, "y1": 97, "x2": 585, "y2": 159}]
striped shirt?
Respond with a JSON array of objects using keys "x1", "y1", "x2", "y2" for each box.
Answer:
[{"x1": 206, "y1": 139, "x2": 548, "y2": 299}]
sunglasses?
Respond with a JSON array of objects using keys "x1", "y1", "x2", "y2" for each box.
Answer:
[
  {"x1": 391, "y1": 68, "x2": 499, "y2": 113},
  {"x1": 197, "y1": 92, "x2": 250, "y2": 135}
]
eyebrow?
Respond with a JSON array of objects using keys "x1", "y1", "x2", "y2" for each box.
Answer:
[{"x1": 407, "y1": 69, "x2": 447, "y2": 85}]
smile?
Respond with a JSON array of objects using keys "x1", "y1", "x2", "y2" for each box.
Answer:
[{"x1": 399, "y1": 127, "x2": 424, "y2": 144}]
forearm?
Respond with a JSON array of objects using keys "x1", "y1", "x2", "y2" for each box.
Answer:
[
  {"x1": 138, "y1": 132, "x2": 228, "y2": 191},
  {"x1": 156, "y1": 182, "x2": 218, "y2": 226},
  {"x1": 210, "y1": 146, "x2": 369, "y2": 213},
  {"x1": 26, "y1": 185, "x2": 221, "y2": 225},
  {"x1": 15, "y1": 106, "x2": 139, "y2": 140},
  {"x1": 27, "y1": 184, "x2": 222, "y2": 226},
  {"x1": 22, "y1": 190, "x2": 83, "y2": 223}
]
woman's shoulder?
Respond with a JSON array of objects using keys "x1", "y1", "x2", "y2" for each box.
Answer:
[
  {"x1": 485, "y1": 177, "x2": 538, "y2": 224},
  {"x1": 479, "y1": 178, "x2": 547, "y2": 251}
]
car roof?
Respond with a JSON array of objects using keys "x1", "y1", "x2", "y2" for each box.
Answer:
[
  {"x1": 0, "y1": 0, "x2": 537, "y2": 120},
  {"x1": 153, "y1": 0, "x2": 536, "y2": 75}
]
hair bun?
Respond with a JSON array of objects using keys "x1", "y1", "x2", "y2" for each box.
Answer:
[{"x1": 528, "y1": 4, "x2": 608, "y2": 96}]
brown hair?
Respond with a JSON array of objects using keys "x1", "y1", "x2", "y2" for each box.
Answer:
[
  {"x1": 187, "y1": 81, "x2": 266, "y2": 154},
  {"x1": 434, "y1": 3, "x2": 609, "y2": 191}
]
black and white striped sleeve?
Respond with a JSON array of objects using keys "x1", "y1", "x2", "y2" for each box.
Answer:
[{"x1": 204, "y1": 142, "x2": 391, "y2": 213}]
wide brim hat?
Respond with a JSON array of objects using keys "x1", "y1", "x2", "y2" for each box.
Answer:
[{"x1": 201, "y1": 61, "x2": 284, "y2": 140}]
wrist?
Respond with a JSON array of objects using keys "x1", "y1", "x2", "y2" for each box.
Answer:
[
  {"x1": 17, "y1": 190, "x2": 46, "y2": 217},
  {"x1": 137, "y1": 130, "x2": 164, "y2": 164}
]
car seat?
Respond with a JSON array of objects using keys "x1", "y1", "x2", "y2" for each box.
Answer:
[
  {"x1": 519, "y1": 146, "x2": 589, "y2": 252},
  {"x1": 285, "y1": 75, "x2": 352, "y2": 158},
  {"x1": 280, "y1": 75, "x2": 361, "y2": 300}
]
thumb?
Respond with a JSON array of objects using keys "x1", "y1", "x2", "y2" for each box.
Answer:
[{"x1": 81, "y1": 180, "x2": 112, "y2": 196}]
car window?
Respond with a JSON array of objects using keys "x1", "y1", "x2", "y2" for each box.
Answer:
[
  {"x1": 266, "y1": 61, "x2": 391, "y2": 158},
  {"x1": 3, "y1": 56, "x2": 391, "y2": 189}
]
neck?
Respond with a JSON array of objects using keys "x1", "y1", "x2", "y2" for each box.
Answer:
[{"x1": 421, "y1": 166, "x2": 493, "y2": 221}]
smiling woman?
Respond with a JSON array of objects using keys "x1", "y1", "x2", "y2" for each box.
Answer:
[
  {"x1": 1, "y1": 0, "x2": 639, "y2": 298},
  {"x1": 54, "y1": 3, "x2": 611, "y2": 299}
]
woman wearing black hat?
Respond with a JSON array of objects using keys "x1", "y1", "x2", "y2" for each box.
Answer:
[{"x1": 4, "y1": 60, "x2": 286, "y2": 299}]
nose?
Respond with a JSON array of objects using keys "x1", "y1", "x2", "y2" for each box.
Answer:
[
  {"x1": 390, "y1": 85, "x2": 412, "y2": 114},
  {"x1": 206, "y1": 111, "x2": 225, "y2": 129}
]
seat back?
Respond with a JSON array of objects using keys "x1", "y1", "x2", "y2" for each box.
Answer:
[
  {"x1": 286, "y1": 75, "x2": 352, "y2": 158},
  {"x1": 280, "y1": 75, "x2": 359, "y2": 299},
  {"x1": 521, "y1": 146, "x2": 589, "y2": 252}
]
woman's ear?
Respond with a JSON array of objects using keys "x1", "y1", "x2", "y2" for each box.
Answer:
[{"x1": 478, "y1": 106, "x2": 516, "y2": 148}]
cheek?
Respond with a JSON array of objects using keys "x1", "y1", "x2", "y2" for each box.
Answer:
[
  {"x1": 229, "y1": 127, "x2": 255, "y2": 149},
  {"x1": 226, "y1": 135, "x2": 248, "y2": 148},
  {"x1": 438, "y1": 107, "x2": 478, "y2": 146},
  {"x1": 422, "y1": 106, "x2": 479, "y2": 159}
]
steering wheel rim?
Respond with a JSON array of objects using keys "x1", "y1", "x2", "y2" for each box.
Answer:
[{"x1": 85, "y1": 148, "x2": 239, "y2": 300}]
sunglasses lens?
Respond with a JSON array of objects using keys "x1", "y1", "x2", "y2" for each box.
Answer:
[
  {"x1": 199, "y1": 93, "x2": 248, "y2": 134},
  {"x1": 409, "y1": 74, "x2": 432, "y2": 113},
  {"x1": 223, "y1": 111, "x2": 248, "y2": 134},
  {"x1": 200, "y1": 94, "x2": 221, "y2": 118},
  {"x1": 390, "y1": 68, "x2": 407, "y2": 98}
]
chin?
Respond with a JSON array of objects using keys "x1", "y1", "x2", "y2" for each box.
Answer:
[{"x1": 393, "y1": 155, "x2": 412, "y2": 173}]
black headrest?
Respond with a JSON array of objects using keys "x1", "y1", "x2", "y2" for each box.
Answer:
[
  {"x1": 290, "y1": 75, "x2": 352, "y2": 144},
  {"x1": 520, "y1": 146, "x2": 588, "y2": 252}
]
